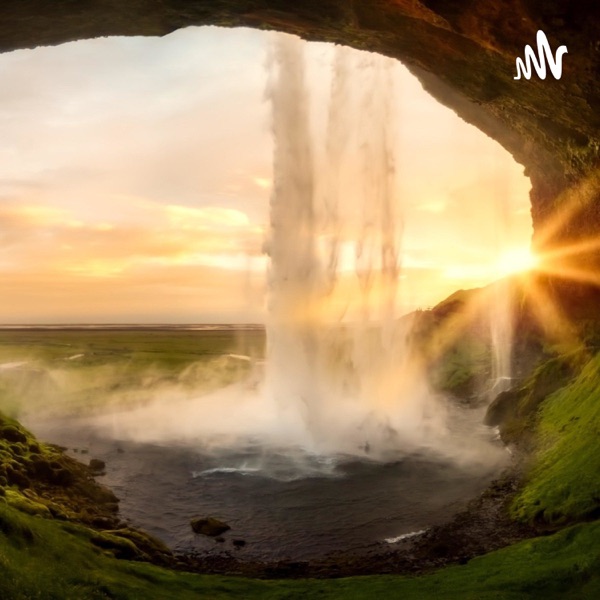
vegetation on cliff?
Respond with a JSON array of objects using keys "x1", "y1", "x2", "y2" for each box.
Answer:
[
  {"x1": 0, "y1": 318, "x2": 599, "y2": 596},
  {"x1": 511, "y1": 352, "x2": 600, "y2": 525}
]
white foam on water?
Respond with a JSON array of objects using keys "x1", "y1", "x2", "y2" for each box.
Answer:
[
  {"x1": 385, "y1": 529, "x2": 427, "y2": 544},
  {"x1": 192, "y1": 466, "x2": 261, "y2": 477}
]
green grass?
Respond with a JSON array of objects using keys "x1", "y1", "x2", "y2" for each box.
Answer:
[
  {"x1": 2, "y1": 329, "x2": 600, "y2": 597},
  {"x1": 489, "y1": 351, "x2": 584, "y2": 445},
  {"x1": 0, "y1": 499, "x2": 599, "y2": 599},
  {"x1": 431, "y1": 337, "x2": 489, "y2": 398},
  {"x1": 410, "y1": 289, "x2": 492, "y2": 400},
  {"x1": 0, "y1": 328, "x2": 265, "y2": 416},
  {"x1": 0, "y1": 329, "x2": 265, "y2": 371},
  {"x1": 512, "y1": 352, "x2": 600, "y2": 525}
]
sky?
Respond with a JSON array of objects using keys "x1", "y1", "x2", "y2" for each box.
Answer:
[{"x1": 0, "y1": 27, "x2": 532, "y2": 324}]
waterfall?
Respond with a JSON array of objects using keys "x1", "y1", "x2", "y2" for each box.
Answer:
[
  {"x1": 488, "y1": 156, "x2": 514, "y2": 399},
  {"x1": 265, "y1": 34, "x2": 445, "y2": 456},
  {"x1": 489, "y1": 278, "x2": 513, "y2": 398},
  {"x1": 264, "y1": 33, "x2": 321, "y2": 443}
]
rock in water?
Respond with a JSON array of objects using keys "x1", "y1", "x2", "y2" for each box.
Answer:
[
  {"x1": 190, "y1": 517, "x2": 230, "y2": 537},
  {"x1": 89, "y1": 459, "x2": 106, "y2": 475}
]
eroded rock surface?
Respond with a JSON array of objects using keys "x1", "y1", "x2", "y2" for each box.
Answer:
[{"x1": 0, "y1": 412, "x2": 172, "y2": 565}]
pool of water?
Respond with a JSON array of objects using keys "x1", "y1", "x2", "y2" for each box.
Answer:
[{"x1": 27, "y1": 408, "x2": 507, "y2": 561}]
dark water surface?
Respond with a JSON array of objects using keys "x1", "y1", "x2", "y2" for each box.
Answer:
[{"x1": 27, "y1": 417, "x2": 505, "y2": 561}]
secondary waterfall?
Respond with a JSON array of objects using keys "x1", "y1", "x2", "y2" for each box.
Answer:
[
  {"x1": 264, "y1": 34, "x2": 446, "y2": 457},
  {"x1": 489, "y1": 278, "x2": 513, "y2": 398},
  {"x1": 488, "y1": 165, "x2": 515, "y2": 399}
]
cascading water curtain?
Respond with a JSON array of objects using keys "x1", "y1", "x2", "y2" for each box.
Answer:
[{"x1": 265, "y1": 34, "x2": 444, "y2": 456}]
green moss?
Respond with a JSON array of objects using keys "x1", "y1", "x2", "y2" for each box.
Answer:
[
  {"x1": 405, "y1": 290, "x2": 489, "y2": 401},
  {"x1": 0, "y1": 500, "x2": 34, "y2": 544},
  {"x1": 2, "y1": 331, "x2": 600, "y2": 597},
  {"x1": 4, "y1": 490, "x2": 51, "y2": 518},
  {"x1": 0, "y1": 499, "x2": 599, "y2": 599},
  {"x1": 90, "y1": 530, "x2": 149, "y2": 561},
  {"x1": 512, "y1": 353, "x2": 600, "y2": 524},
  {"x1": 432, "y1": 338, "x2": 489, "y2": 398},
  {"x1": 487, "y1": 351, "x2": 583, "y2": 446}
]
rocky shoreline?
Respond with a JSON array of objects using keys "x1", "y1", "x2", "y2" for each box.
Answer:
[
  {"x1": 172, "y1": 468, "x2": 538, "y2": 579},
  {"x1": 2, "y1": 408, "x2": 537, "y2": 579}
]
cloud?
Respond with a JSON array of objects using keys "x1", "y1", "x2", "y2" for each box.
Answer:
[
  {"x1": 0, "y1": 28, "x2": 533, "y2": 323},
  {"x1": 0, "y1": 262, "x2": 265, "y2": 324},
  {"x1": 165, "y1": 205, "x2": 250, "y2": 228},
  {"x1": 0, "y1": 199, "x2": 265, "y2": 280}
]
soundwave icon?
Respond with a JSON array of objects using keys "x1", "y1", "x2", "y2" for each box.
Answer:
[{"x1": 514, "y1": 30, "x2": 567, "y2": 80}]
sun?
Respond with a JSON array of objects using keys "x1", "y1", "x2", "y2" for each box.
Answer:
[{"x1": 495, "y1": 246, "x2": 538, "y2": 277}]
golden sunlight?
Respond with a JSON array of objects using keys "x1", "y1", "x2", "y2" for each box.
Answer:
[
  {"x1": 495, "y1": 246, "x2": 538, "y2": 277},
  {"x1": 0, "y1": 29, "x2": 533, "y2": 323}
]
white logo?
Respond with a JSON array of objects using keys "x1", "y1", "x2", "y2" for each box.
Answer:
[{"x1": 514, "y1": 30, "x2": 567, "y2": 80}]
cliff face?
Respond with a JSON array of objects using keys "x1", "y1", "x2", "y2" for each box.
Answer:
[{"x1": 0, "y1": 0, "x2": 598, "y2": 251}]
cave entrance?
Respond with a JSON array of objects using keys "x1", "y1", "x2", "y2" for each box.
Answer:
[{"x1": 0, "y1": 26, "x2": 532, "y2": 562}]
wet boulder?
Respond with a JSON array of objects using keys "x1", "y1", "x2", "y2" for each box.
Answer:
[
  {"x1": 190, "y1": 516, "x2": 230, "y2": 537},
  {"x1": 89, "y1": 459, "x2": 106, "y2": 475}
]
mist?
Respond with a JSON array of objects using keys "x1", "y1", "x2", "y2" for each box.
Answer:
[{"x1": 4, "y1": 36, "x2": 510, "y2": 480}]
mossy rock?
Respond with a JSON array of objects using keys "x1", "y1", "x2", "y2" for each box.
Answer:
[
  {"x1": 104, "y1": 527, "x2": 172, "y2": 564},
  {"x1": 90, "y1": 531, "x2": 148, "y2": 561},
  {"x1": 26, "y1": 455, "x2": 55, "y2": 481},
  {"x1": 8, "y1": 442, "x2": 27, "y2": 456},
  {"x1": 485, "y1": 389, "x2": 524, "y2": 427},
  {"x1": 0, "y1": 425, "x2": 27, "y2": 444},
  {"x1": 45, "y1": 502, "x2": 71, "y2": 521},
  {"x1": 486, "y1": 353, "x2": 582, "y2": 447},
  {"x1": 50, "y1": 467, "x2": 75, "y2": 487},
  {"x1": 28, "y1": 442, "x2": 41, "y2": 454},
  {"x1": 5, "y1": 490, "x2": 52, "y2": 518},
  {"x1": 5, "y1": 465, "x2": 30, "y2": 489}
]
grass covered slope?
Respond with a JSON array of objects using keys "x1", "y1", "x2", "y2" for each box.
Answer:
[
  {"x1": 1, "y1": 498, "x2": 599, "y2": 600},
  {"x1": 1, "y1": 327, "x2": 600, "y2": 597},
  {"x1": 512, "y1": 352, "x2": 600, "y2": 525},
  {"x1": 1, "y1": 377, "x2": 599, "y2": 599}
]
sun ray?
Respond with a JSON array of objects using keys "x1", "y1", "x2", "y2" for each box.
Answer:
[
  {"x1": 533, "y1": 170, "x2": 600, "y2": 251},
  {"x1": 416, "y1": 283, "x2": 498, "y2": 366},
  {"x1": 518, "y1": 275, "x2": 583, "y2": 354},
  {"x1": 535, "y1": 263, "x2": 600, "y2": 288},
  {"x1": 537, "y1": 236, "x2": 600, "y2": 266}
]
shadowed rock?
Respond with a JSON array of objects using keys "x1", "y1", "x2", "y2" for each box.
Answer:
[{"x1": 190, "y1": 517, "x2": 231, "y2": 537}]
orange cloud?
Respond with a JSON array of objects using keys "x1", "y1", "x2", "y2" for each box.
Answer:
[{"x1": 0, "y1": 200, "x2": 265, "y2": 281}]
